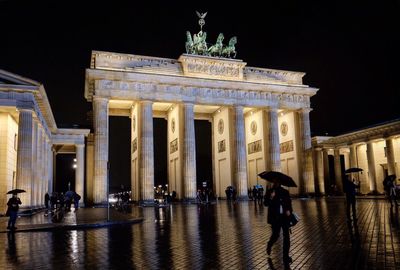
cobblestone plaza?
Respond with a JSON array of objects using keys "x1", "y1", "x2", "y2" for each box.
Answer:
[{"x1": 1, "y1": 198, "x2": 400, "y2": 269}]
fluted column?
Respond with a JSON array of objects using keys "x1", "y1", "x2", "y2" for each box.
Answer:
[
  {"x1": 333, "y1": 148, "x2": 343, "y2": 192},
  {"x1": 322, "y1": 149, "x2": 330, "y2": 188},
  {"x1": 315, "y1": 148, "x2": 325, "y2": 194},
  {"x1": 366, "y1": 141, "x2": 377, "y2": 192},
  {"x1": 349, "y1": 144, "x2": 357, "y2": 168},
  {"x1": 266, "y1": 108, "x2": 281, "y2": 171},
  {"x1": 232, "y1": 106, "x2": 248, "y2": 198},
  {"x1": 182, "y1": 103, "x2": 197, "y2": 200},
  {"x1": 93, "y1": 97, "x2": 109, "y2": 204},
  {"x1": 31, "y1": 120, "x2": 38, "y2": 206},
  {"x1": 298, "y1": 109, "x2": 315, "y2": 194},
  {"x1": 139, "y1": 101, "x2": 154, "y2": 202},
  {"x1": 52, "y1": 148, "x2": 57, "y2": 193},
  {"x1": 385, "y1": 137, "x2": 396, "y2": 176},
  {"x1": 48, "y1": 143, "x2": 53, "y2": 193},
  {"x1": 75, "y1": 144, "x2": 85, "y2": 205},
  {"x1": 16, "y1": 109, "x2": 33, "y2": 207},
  {"x1": 37, "y1": 127, "x2": 44, "y2": 206}
]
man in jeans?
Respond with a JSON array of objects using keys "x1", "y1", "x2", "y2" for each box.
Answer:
[{"x1": 264, "y1": 180, "x2": 293, "y2": 269}]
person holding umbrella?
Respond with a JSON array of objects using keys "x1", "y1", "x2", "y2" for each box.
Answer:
[
  {"x1": 260, "y1": 171, "x2": 294, "y2": 269},
  {"x1": 6, "y1": 190, "x2": 23, "y2": 230}
]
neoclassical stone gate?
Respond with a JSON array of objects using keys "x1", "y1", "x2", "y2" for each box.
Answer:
[{"x1": 85, "y1": 52, "x2": 318, "y2": 204}]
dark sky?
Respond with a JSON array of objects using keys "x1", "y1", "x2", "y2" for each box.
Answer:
[
  {"x1": 2, "y1": 0, "x2": 399, "y2": 192},
  {"x1": 1, "y1": 0, "x2": 399, "y2": 135}
]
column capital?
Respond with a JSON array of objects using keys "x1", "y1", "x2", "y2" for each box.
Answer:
[
  {"x1": 139, "y1": 100, "x2": 153, "y2": 106},
  {"x1": 264, "y1": 106, "x2": 279, "y2": 112},
  {"x1": 93, "y1": 96, "x2": 109, "y2": 102},
  {"x1": 384, "y1": 135, "x2": 397, "y2": 141},
  {"x1": 315, "y1": 147, "x2": 323, "y2": 151},
  {"x1": 297, "y1": 107, "x2": 313, "y2": 114},
  {"x1": 75, "y1": 144, "x2": 85, "y2": 149}
]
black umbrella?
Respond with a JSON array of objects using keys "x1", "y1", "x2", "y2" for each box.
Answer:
[
  {"x1": 345, "y1": 168, "x2": 363, "y2": 174},
  {"x1": 258, "y1": 171, "x2": 297, "y2": 187},
  {"x1": 6, "y1": 189, "x2": 26, "y2": 194}
]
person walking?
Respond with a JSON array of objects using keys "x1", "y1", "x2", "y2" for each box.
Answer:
[
  {"x1": 44, "y1": 192, "x2": 50, "y2": 209},
  {"x1": 344, "y1": 174, "x2": 359, "y2": 221},
  {"x1": 264, "y1": 180, "x2": 293, "y2": 269},
  {"x1": 6, "y1": 194, "x2": 22, "y2": 230}
]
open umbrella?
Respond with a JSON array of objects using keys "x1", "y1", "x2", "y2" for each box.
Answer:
[
  {"x1": 345, "y1": 167, "x2": 363, "y2": 174},
  {"x1": 6, "y1": 189, "x2": 26, "y2": 194},
  {"x1": 258, "y1": 171, "x2": 297, "y2": 187}
]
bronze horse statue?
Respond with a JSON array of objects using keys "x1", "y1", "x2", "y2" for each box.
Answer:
[
  {"x1": 185, "y1": 31, "x2": 194, "y2": 54},
  {"x1": 208, "y1": 33, "x2": 224, "y2": 57},
  {"x1": 222, "y1": 36, "x2": 237, "y2": 58}
]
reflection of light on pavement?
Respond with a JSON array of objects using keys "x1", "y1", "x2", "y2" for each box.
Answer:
[
  {"x1": 70, "y1": 230, "x2": 78, "y2": 259},
  {"x1": 109, "y1": 197, "x2": 117, "y2": 204}
]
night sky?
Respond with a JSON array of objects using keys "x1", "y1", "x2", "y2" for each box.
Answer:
[{"x1": 1, "y1": 1, "x2": 399, "y2": 190}]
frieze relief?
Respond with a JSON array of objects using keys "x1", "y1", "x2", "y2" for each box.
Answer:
[{"x1": 96, "y1": 79, "x2": 311, "y2": 107}]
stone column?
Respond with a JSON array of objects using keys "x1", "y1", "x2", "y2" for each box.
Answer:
[
  {"x1": 52, "y1": 148, "x2": 57, "y2": 193},
  {"x1": 366, "y1": 141, "x2": 377, "y2": 193},
  {"x1": 47, "y1": 139, "x2": 53, "y2": 193},
  {"x1": 232, "y1": 106, "x2": 248, "y2": 198},
  {"x1": 315, "y1": 148, "x2": 325, "y2": 194},
  {"x1": 333, "y1": 148, "x2": 343, "y2": 193},
  {"x1": 298, "y1": 109, "x2": 315, "y2": 194},
  {"x1": 182, "y1": 103, "x2": 197, "y2": 200},
  {"x1": 385, "y1": 137, "x2": 396, "y2": 176},
  {"x1": 266, "y1": 108, "x2": 281, "y2": 171},
  {"x1": 93, "y1": 97, "x2": 109, "y2": 204},
  {"x1": 349, "y1": 144, "x2": 357, "y2": 168},
  {"x1": 31, "y1": 120, "x2": 38, "y2": 206},
  {"x1": 139, "y1": 101, "x2": 154, "y2": 202},
  {"x1": 16, "y1": 109, "x2": 33, "y2": 207},
  {"x1": 37, "y1": 126, "x2": 44, "y2": 206},
  {"x1": 75, "y1": 144, "x2": 85, "y2": 206},
  {"x1": 322, "y1": 149, "x2": 330, "y2": 189}
]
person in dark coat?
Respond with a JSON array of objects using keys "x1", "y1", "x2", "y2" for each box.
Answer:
[
  {"x1": 344, "y1": 174, "x2": 360, "y2": 221},
  {"x1": 44, "y1": 192, "x2": 50, "y2": 209},
  {"x1": 7, "y1": 194, "x2": 22, "y2": 230},
  {"x1": 264, "y1": 180, "x2": 293, "y2": 269}
]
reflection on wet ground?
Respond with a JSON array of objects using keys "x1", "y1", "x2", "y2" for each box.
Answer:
[{"x1": 1, "y1": 199, "x2": 400, "y2": 269}]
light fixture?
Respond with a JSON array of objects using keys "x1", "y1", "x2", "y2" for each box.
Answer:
[
  {"x1": 73, "y1": 164, "x2": 77, "y2": 169},
  {"x1": 73, "y1": 158, "x2": 77, "y2": 162}
]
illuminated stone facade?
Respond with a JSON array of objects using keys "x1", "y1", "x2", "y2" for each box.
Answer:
[
  {"x1": 0, "y1": 70, "x2": 89, "y2": 213},
  {"x1": 85, "y1": 51, "x2": 318, "y2": 202},
  {"x1": 312, "y1": 120, "x2": 400, "y2": 195}
]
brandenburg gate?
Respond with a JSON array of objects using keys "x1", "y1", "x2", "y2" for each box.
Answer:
[
  {"x1": 84, "y1": 17, "x2": 318, "y2": 204},
  {"x1": 85, "y1": 53, "x2": 317, "y2": 204}
]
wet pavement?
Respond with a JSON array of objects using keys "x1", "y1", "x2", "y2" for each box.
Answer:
[
  {"x1": 1, "y1": 198, "x2": 400, "y2": 269},
  {"x1": 0, "y1": 208, "x2": 143, "y2": 233}
]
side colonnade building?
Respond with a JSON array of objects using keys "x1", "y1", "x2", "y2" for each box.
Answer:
[
  {"x1": 312, "y1": 120, "x2": 400, "y2": 195},
  {"x1": 84, "y1": 51, "x2": 319, "y2": 204},
  {"x1": 0, "y1": 70, "x2": 89, "y2": 213}
]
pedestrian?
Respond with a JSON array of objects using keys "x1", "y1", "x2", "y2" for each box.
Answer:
[
  {"x1": 6, "y1": 193, "x2": 22, "y2": 230},
  {"x1": 384, "y1": 175, "x2": 398, "y2": 207},
  {"x1": 74, "y1": 193, "x2": 81, "y2": 210},
  {"x1": 44, "y1": 192, "x2": 50, "y2": 209},
  {"x1": 344, "y1": 174, "x2": 359, "y2": 221},
  {"x1": 264, "y1": 180, "x2": 293, "y2": 269}
]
